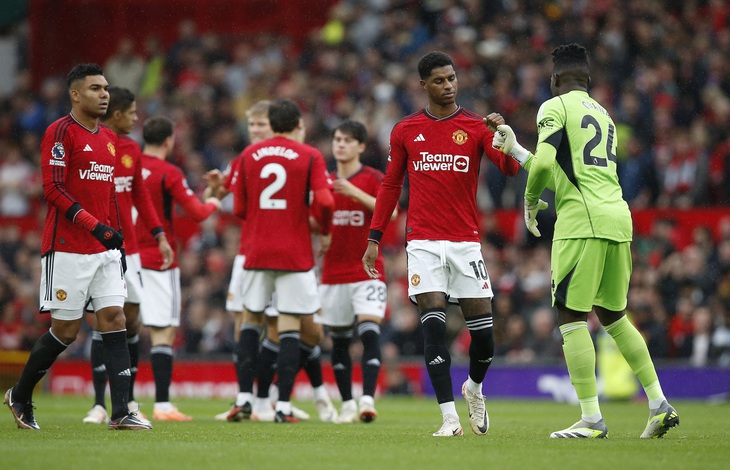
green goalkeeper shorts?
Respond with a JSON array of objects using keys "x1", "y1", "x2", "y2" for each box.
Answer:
[{"x1": 551, "y1": 238, "x2": 632, "y2": 313}]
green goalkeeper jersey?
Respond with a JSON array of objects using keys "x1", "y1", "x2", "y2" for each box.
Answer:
[{"x1": 524, "y1": 90, "x2": 632, "y2": 242}]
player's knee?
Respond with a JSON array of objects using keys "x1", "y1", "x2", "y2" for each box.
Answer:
[
  {"x1": 468, "y1": 326, "x2": 494, "y2": 359},
  {"x1": 301, "y1": 321, "x2": 323, "y2": 345},
  {"x1": 421, "y1": 309, "x2": 446, "y2": 345}
]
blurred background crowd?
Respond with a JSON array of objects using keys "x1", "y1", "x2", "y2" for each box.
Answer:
[{"x1": 1, "y1": 1, "x2": 730, "y2": 391}]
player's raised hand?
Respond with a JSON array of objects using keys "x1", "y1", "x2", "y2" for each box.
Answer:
[
  {"x1": 484, "y1": 113, "x2": 505, "y2": 132},
  {"x1": 524, "y1": 198, "x2": 549, "y2": 237},
  {"x1": 494, "y1": 124, "x2": 530, "y2": 166},
  {"x1": 333, "y1": 178, "x2": 362, "y2": 200},
  {"x1": 362, "y1": 241, "x2": 380, "y2": 279},
  {"x1": 206, "y1": 197, "x2": 222, "y2": 211},
  {"x1": 203, "y1": 169, "x2": 223, "y2": 189}
]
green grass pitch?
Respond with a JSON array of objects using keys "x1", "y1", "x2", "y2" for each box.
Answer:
[{"x1": 1, "y1": 395, "x2": 727, "y2": 470}]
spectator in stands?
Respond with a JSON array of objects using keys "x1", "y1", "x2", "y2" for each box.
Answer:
[{"x1": 104, "y1": 38, "x2": 146, "y2": 95}]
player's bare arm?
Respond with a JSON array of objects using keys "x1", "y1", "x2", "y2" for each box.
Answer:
[
  {"x1": 156, "y1": 234, "x2": 174, "y2": 270},
  {"x1": 203, "y1": 169, "x2": 228, "y2": 199},
  {"x1": 362, "y1": 241, "x2": 380, "y2": 279}
]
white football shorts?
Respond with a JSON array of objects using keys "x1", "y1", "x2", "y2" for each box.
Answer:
[
  {"x1": 317, "y1": 280, "x2": 387, "y2": 327},
  {"x1": 139, "y1": 267, "x2": 181, "y2": 327},
  {"x1": 40, "y1": 250, "x2": 126, "y2": 319},
  {"x1": 124, "y1": 252, "x2": 144, "y2": 304},
  {"x1": 243, "y1": 269, "x2": 320, "y2": 315},
  {"x1": 406, "y1": 240, "x2": 493, "y2": 303},
  {"x1": 225, "y1": 254, "x2": 246, "y2": 312}
]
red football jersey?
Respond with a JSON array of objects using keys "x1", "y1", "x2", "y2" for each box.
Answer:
[
  {"x1": 370, "y1": 107, "x2": 520, "y2": 243},
  {"x1": 40, "y1": 114, "x2": 120, "y2": 255},
  {"x1": 321, "y1": 165, "x2": 386, "y2": 284},
  {"x1": 235, "y1": 136, "x2": 332, "y2": 271},
  {"x1": 136, "y1": 154, "x2": 218, "y2": 270},
  {"x1": 223, "y1": 155, "x2": 248, "y2": 256},
  {"x1": 114, "y1": 135, "x2": 162, "y2": 255}
]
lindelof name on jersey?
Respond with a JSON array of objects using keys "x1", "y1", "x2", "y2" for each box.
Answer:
[
  {"x1": 252, "y1": 146, "x2": 299, "y2": 161},
  {"x1": 333, "y1": 209, "x2": 364, "y2": 226},
  {"x1": 115, "y1": 176, "x2": 133, "y2": 193},
  {"x1": 79, "y1": 161, "x2": 114, "y2": 181},
  {"x1": 412, "y1": 151, "x2": 469, "y2": 172}
]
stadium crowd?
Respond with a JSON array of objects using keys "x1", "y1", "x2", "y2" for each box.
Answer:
[{"x1": 2, "y1": 0, "x2": 730, "y2": 392}]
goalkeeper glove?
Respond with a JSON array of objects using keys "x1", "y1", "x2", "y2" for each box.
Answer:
[
  {"x1": 524, "y1": 198, "x2": 549, "y2": 237},
  {"x1": 493, "y1": 124, "x2": 530, "y2": 166}
]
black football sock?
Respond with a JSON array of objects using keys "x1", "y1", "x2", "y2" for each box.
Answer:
[
  {"x1": 330, "y1": 330, "x2": 353, "y2": 402},
  {"x1": 358, "y1": 322, "x2": 382, "y2": 398},
  {"x1": 90, "y1": 331, "x2": 107, "y2": 407},
  {"x1": 14, "y1": 330, "x2": 68, "y2": 402},
  {"x1": 465, "y1": 315, "x2": 494, "y2": 384},
  {"x1": 275, "y1": 331, "x2": 300, "y2": 404},
  {"x1": 256, "y1": 339, "x2": 279, "y2": 399},
  {"x1": 238, "y1": 326, "x2": 261, "y2": 394},
  {"x1": 127, "y1": 333, "x2": 140, "y2": 402},
  {"x1": 101, "y1": 330, "x2": 132, "y2": 420},
  {"x1": 421, "y1": 309, "x2": 453, "y2": 404},
  {"x1": 151, "y1": 345, "x2": 174, "y2": 403},
  {"x1": 300, "y1": 342, "x2": 323, "y2": 388}
]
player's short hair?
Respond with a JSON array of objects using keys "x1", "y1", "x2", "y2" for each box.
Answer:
[
  {"x1": 66, "y1": 63, "x2": 104, "y2": 89},
  {"x1": 268, "y1": 99, "x2": 301, "y2": 133},
  {"x1": 333, "y1": 120, "x2": 367, "y2": 144},
  {"x1": 552, "y1": 43, "x2": 590, "y2": 76},
  {"x1": 102, "y1": 86, "x2": 135, "y2": 122},
  {"x1": 417, "y1": 51, "x2": 454, "y2": 79},
  {"x1": 246, "y1": 100, "x2": 271, "y2": 119},
  {"x1": 143, "y1": 116, "x2": 174, "y2": 146}
]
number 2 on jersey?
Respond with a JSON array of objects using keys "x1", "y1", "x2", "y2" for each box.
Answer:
[
  {"x1": 581, "y1": 115, "x2": 617, "y2": 167},
  {"x1": 259, "y1": 163, "x2": 287, "y2": 209}
]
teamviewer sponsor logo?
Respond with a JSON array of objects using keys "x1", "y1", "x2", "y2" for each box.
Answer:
[
  {"x1": 333, "y1": 210, "x2": 365, "y2": 226},
  {"x1": 79, "y1": 161, "x2": 114, "y2": 181},
  {"x1": 453, "y1": 155, "x2": 469, "y2": 172},
  {"x1": 412, "y1": 152, "x2": 469, "y2": 172},
  {"x1": 115, "y1": 176, "x2": 133, "y2": 193}
]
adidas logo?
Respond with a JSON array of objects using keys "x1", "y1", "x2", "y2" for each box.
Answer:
[
  {"x1": 478, "y1": 357, "x2": 493, "y2": 364},
  {"x1": 118, "y1": 368, "x2": 131, "y2": 376},
  {"x1": 92, "y1": 365, "x2": 106, "y2": 372},
  {"x1": 366, "y1": 358, "x2": 381, "y2": 367},
  {"x1": 83, "y1": 144, "x2": 93, "y2": 152},
  {"x1": 428, "y1": 355, "x2": 445, "y2": 366},
  {"x1": 482, "y1": 282, "x2": 490, "y2": 289},
  {"x1": 332, "y1": 363, "x2": 346, "y2": 371},
  {"x1": 414, "y1": 134, "x2": 425, "y2": 142}
]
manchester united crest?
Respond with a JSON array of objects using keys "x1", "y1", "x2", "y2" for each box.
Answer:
[
  {"x1": 121, "y1": 154, "x2": 133, "y2": 168},
  {"x1": 452, "y1": 129, "x2": 468, "y2": 145},
  {"x1": 108, "y1": 142, "x2": 116, "y2": 156},
  {"x1": 56, "y1": 289, "x2": 67, "y2": 301},
  {"x1": 410, "y1": 274, "x2": 421, "y2": 286}
]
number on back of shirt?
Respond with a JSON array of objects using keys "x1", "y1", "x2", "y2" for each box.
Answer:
[
  {"x1": 260, "y1": 163, "x2": 287, "y2": 209},
  {"x1": 581, "y1": 115, "x2": 617, "y2": 167}
]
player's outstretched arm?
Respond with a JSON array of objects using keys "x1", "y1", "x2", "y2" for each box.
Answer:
[{"x1": 493, "y1": 124, "x2": 531, "y2": 166}]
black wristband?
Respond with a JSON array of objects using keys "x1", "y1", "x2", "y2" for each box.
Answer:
[
  {"x1": 151, "y1": 226, "x2": 165, "y2": 239},
  {"x1": 65, "y1": 202, "x2": 83, "y2": 222},
  {"x1": 368, "y1": 229, "x2": 383, "y2": 243}
]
